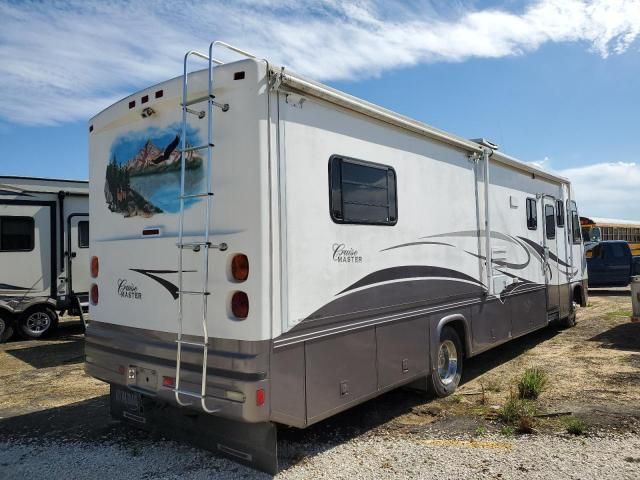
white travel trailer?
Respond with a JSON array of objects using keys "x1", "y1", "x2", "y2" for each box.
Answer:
[
  {"x1": 85, "y1": 43, "x2": 587, "y2": 473},
  {"x1": 0, "y1": 176, "x2": 89, "y2": 342}
]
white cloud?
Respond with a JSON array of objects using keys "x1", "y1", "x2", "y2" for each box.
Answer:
[
  {"x1": 0, "y1": 0, "x2": 639, "y2": 125},
  {"x1": 558, "y1": 162, "x2": 640, "y2": 220}
]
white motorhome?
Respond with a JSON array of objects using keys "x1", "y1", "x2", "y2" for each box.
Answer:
[
  {"x1": 0, "y1": 176, "x2": 89, "y2": 342},
  {"x1": 85, "y1": 43, "x2": 587, "y2": 473}
]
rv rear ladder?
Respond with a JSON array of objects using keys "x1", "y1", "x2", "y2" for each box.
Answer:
[{"x1": 173, "y1": 47, "x2": 228, "y2": 415}]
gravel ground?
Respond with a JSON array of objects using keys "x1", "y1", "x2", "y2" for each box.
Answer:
[
  {"x1": 1, "y1": 293, "x2": 639, "y2": 479},
  {"x1": 1, "y1": 431, "x2": 639, "y2": 479}
]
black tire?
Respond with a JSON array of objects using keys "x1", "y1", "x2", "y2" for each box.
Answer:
[
  {"x1": 0, "y1": 312, "x2": 15, "y2": 343},
  {"x1": 18, "y1": 305, "x2": 58, "y2": 339},
  {"x1": 428, "y1": 326, "x2": 464, "y2": 397}
]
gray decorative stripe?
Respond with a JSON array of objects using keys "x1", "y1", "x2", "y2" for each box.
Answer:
[
  {"x1": 0, "y1": 283, "x2": 29, "y2": 290},
  {"x1": 302, "y1": 277, "x2": 485, "y2": 330},
  {"x1": 465, "y1": 250, "x2": 531, "y2": 270},
  {"x1": 275, "y1": 283, "x2": 547, "y2": 348},
  {"x1": 0, "y1": 189, "x2": 32, "y2": 197},
  {"x1": 380, "y1": 241, "x2": 454, "y2": 252},
  {"x1": 517, "y1": 236, "x2": 573, "y2": 269},
  {"x1": 130, "y1": 268, "x2": 195, "y2": 300},
  {"x1": 338, "y1": 265, "x2": 485, "y2": 295},
  {"x1": 423, "y1": 230, "x2": 517, "y2": 244}
]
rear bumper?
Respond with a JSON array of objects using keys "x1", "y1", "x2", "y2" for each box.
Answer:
[{"x1": 84, "y1": 321, "x2": 270, "y2": 423}]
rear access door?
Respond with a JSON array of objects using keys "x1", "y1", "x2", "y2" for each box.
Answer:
[
  {"x1": 0, "y1": 201, "x2": 55, "y2": 298},
  {"x1": 542, "y1": 196, "x2": 560, "y2": 314},
  {"x1": 68, "y1": 215, "x2": 90, "y2": 297}
]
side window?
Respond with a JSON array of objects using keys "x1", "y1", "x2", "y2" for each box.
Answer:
[
  {"x1": 329, "y1": 156, "x2": 397, "y2": 225},
  {"x1": 526, "y1": 198, "x2": 537, "y2": 230},
  {"x1": 78, "y1": 221, "x2": 89, "y2": 248},
  {"x1": 571, "y1": 211, "x2": 582, "y2": 244},
  {"x1": 609, "y1": 243, "x2": 626, "y2": 258},
  {"x1": 0, "y1": 216, "x2": 35, "y2": 252},
  {"x1": 590, "y1": 244, "x2": 602, "y2": 258},
  {"x1": 556, "y1": 200, "x2": 565, "y2": 227},
  {"x1": 545, "y1": 204, "x2": 556, "y2": 239}
]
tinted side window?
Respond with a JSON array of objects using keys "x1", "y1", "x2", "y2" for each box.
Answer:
[
  {"x1": 0, "y1": 216, "x2": 35, "y2": 252},
  {"x1": 329, "y1": 156, "x2": 397, "y2": 225},
  {"x1": 556, "y1": 200, "x2": 565, "y2": 227},
  {"x1": 545, "y1": 204, "x2": 556, "y2": 239},
  {"x1": 78, "y1": 221, "x2": 89, "y2": 248},
  {"x1": 571, "y1": 211, "x2": 582, "y2": 244},
  {"x1": 608, "y1": 243, "x2": 626, "y2": 258},
  {"x1": 526, "y1": 198, "x2": 537, "y2": 230}
]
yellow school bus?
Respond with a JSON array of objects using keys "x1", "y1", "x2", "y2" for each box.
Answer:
[{"x1": 581, "y1": 216, "x2": 640, "y2": 256}]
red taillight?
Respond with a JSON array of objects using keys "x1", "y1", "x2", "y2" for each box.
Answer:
[
  {"x1": 256, "y1": 388, "x2": 265, "y2": 406},
  {"x1": 162, "y1": 376, "x2": 175, "y2": 388},
  {"x1": 90, "y1": 283, "x2": 99, "y2": 305},
  {"x1": 231, "y1": 291, "x2": 249, "y2": 319},
  {"x1": 90, "y1": 256, "x2": 99, "y2": 278},
  {"x1": 231, "y1": 254, "x2": 249, "y2": 281}
]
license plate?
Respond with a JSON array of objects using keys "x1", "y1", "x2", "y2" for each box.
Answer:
[
  {"x1": 111, "y1": 385, "x2": 146, "y2": 424},
  {"x1": 114, "y1": 387, "x2": 142, "y2": 412}
]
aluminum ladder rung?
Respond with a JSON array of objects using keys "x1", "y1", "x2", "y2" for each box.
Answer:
[
  {"x1": 180, "y1": 143, "x2": 214, "y2": 153},
  {"x1": 176, "y1": 339, "x2": 208, "y2": 347},
  {"x1": 182, "y1": 95, "x2": 229, "y2": 112},
  {"x1": 178, "y1": 290, "x2": 210, "y2": 296},
  {"x1": 174, "y1": 389, "x2": 205, "y2": 399},
  {"x1": 179, "y1": 192, "x2": 214, "y2": 200},
  {"x1": 182, "y1": 95, "x2": 209, "y2": 106},
  {"x1": 177, "y1": 241, "x2": 211, "y2": 248}
]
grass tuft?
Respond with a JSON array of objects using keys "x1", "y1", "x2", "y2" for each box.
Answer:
[
  {"x1": 499, "y1": 389, "x2": 537, "y2": 433},
  {"x1": 517, "y1": 368, "x2": 547, "y2": 400},
  {"x1": 500, "y1": 425, "x2": 515, "y2": 436},
  {"x1": 564, "y1": 417, "x2": 587, "y2": 435}
]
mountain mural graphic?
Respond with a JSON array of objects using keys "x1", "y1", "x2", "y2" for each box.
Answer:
[{"x1": 105, "y1": 128, "x2": 204, "y2": 218}]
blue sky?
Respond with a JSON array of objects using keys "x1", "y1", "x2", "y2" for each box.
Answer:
[{"x1": 1, "y1": 0, "x2": 639, "y2": 219}]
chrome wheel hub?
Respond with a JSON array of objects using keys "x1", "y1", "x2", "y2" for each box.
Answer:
[
  {"x1": 26, "y1": 312, "x2": 50, "y2": 334},
  {"x1": 437, "y1": 340, "x2": 458, "y2": 385}
]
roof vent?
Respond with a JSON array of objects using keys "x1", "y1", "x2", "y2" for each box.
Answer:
[{"x1": 471, "y1": 138, "x2": 499, "y2": 150}]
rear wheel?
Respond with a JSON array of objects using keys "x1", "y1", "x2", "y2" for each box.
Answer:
[
  {"x1": 18, "y1": 306, "x2": 58, "y2": 339},
  {"x1": 0, "y1": 313, "x2": 14, "y2": 343},
  {"x1": 428, "y1": 326, "x2": 464, "y2": 397}
]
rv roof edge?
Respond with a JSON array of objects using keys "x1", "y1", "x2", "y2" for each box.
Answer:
[{"x1": 272, "y1": 67, "x2": 568, "y2": 185}]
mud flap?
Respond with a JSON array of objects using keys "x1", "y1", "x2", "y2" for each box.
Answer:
[{"x1": 109, "y1": 384, "x2": 278, "y2": 474}]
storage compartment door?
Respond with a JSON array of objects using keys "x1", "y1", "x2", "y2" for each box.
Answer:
[
  {"x1": 305, "y1": 329, "x2": 377, "y2": 425},
  {"x1": 376, "y1": 318, "x2": 428, "y2": 390},
  {"x1": 0, "y1": 204, "x2": 53, "y2": 297}
]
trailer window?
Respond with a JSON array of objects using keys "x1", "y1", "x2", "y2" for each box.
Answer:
[
  {"x1": 329, "y1": 156, "x2": 397, "y2": 225},
  {"x1": 545, "y1": 205, "x2": 556, "y2": 239},
  {"x1": 526, "y1": 198, "x2": 537, "y2": 230},
  {"x1": 78, "y1": 221, "x2": 89, "y2": 248},
  {"x1": 556, "y1": 200, "x2": 565, "y2": 227},
  {"x1": 0, "y1": 216, "x2": 35, "y2": 252}
]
